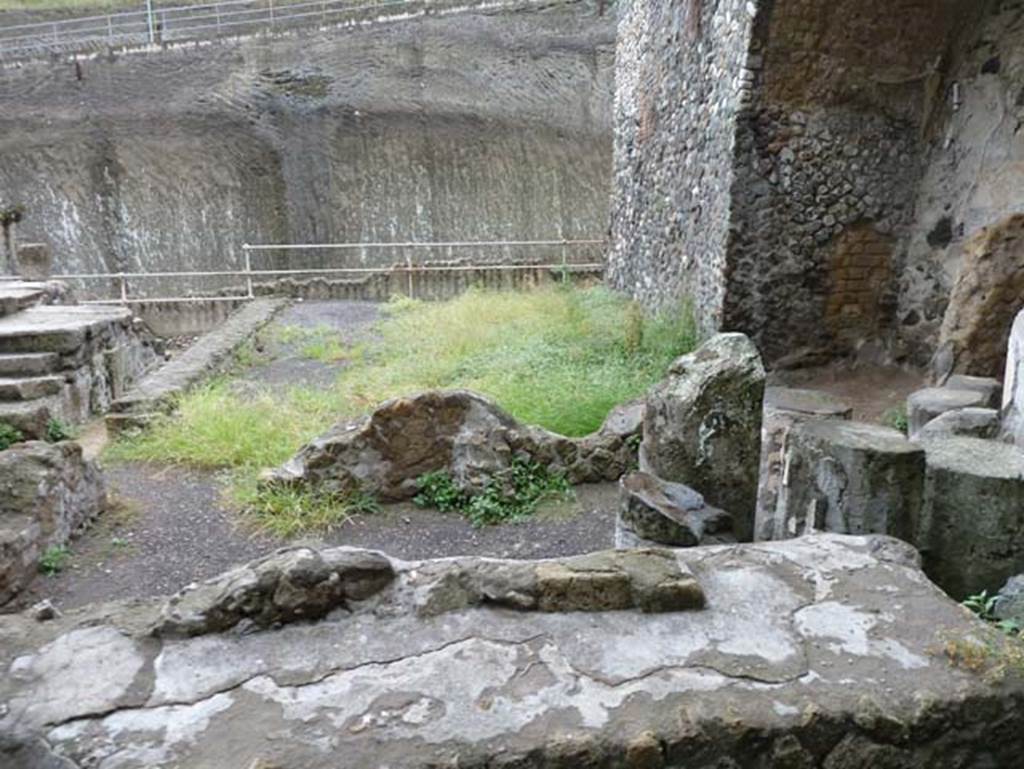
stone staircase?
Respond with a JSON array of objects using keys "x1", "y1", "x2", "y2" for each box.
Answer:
[{"x1": 0, "y1": 279, "x2": 157, "y2": 439}]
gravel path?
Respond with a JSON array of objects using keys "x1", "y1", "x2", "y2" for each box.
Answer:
[{"x1": 9, "y1": 300, "x2": 622, "y2": 612}]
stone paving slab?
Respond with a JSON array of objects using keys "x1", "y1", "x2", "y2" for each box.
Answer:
[{"x1": 1, "y1": 534, "x2": 1022, "y2": 768}]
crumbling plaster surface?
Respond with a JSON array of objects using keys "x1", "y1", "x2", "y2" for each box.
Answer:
[{"x1": 3, "y1": 535, "x2": 1023, "y2": 768}]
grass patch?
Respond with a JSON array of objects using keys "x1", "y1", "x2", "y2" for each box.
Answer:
[
  {"x1": 232, "y1": 478, "x2": 379, "y2": 538},
  {"x1": 110, "y1": 286, "x2": 696, "y2": 533}
]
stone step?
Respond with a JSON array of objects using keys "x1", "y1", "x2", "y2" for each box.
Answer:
[
  {"x1": 0, "y1": 352, "x2": 61, "y2": 377},
  {"x1": 0, "y1": 397, "x2": 58, "y2": 439},
  {"x1": 0, "y1": 281, "x2": 48, "y2": 319},
  {"x1": 0, "y1": 304, "x2": 131, "y2": 355},
  {"x1": 0, "y1": 376, "x2": 64, "y2": 402}
]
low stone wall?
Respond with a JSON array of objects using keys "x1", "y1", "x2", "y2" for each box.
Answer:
[
  {"x1": 0, "y1": 441, "x2": 106, "y2": 605},
  {"x1": 264, "y1": 389, "x2": 643, "y2": 499},
  {"x1": 107, "y1": 298, "x2": 287, "y2": 431}
]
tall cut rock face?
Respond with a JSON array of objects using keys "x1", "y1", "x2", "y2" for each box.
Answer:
[{"x1": 641, "y1": 333, "x2": 766, "y2": 541}]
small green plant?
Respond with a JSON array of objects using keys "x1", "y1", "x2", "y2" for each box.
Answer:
[
  {"x1": 0, "y1": 422, "x2": 24, "y2": 451},
  {"x1": 415, "y1": 458, "x2": 572, "y2": 527},
  {"x1": 45, "y1": 418, "x2": 75, "y2": 443},
  {"x1": 964, "y1": 590, "x2": 1023, "y2": 637},
  {"x1": 882, "y1": 406, "x2": 909, "y2": 434},
  {"x1": 39, "y1": 545, "x2": 70, "y2": 576}
]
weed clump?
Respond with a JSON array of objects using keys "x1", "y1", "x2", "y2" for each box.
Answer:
[
  {"x1": 39, "y1": 545, "x2": 70, "y2": 576},
  {"x1": 234, "y1": 481, "x2": 379, "y2": 539},
  {"x1": 414, "y1": 458, "x2": 572, "y2": 526},
  {"x1": 0, "y1": 422, "x2": 23, "y2": 451}
]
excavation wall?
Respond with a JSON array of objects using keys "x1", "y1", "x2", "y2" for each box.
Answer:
[{"x1": 0, "y1": 2, "x2": 614, "y2": 297}]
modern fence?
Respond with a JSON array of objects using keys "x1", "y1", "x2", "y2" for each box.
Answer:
[
  {"x1": 49, "y1": 238, "x2": 607, "y2": 304},
  {"x1": 0, "y1": 0, "x2": 542, "y2": 61}
]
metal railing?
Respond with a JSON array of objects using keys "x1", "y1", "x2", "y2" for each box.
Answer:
[
  {"x1": 48, "y1": 238, "x2": 606, "y2": 304},
  {"x1": 0, "y1": 0, "x2": 545, "y2": 61}
]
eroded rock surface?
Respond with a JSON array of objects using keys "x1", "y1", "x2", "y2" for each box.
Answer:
[
  {"x1": 0, "y1": 441, "x2": 106, "y2": 604},
  {"x1": 264, "y1": 390, "x2": 643, "y2": 500},
  {"x1": 2, "y1": 535, "x2": 1021, "y2": 768},
  {"x1": 641, "y1": 333, "x2": 766, "y2": 541}
]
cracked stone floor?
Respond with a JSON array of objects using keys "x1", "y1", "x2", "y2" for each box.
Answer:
[{"x1": 2, "y1": 535, "x2": 1018, "y2": 768}]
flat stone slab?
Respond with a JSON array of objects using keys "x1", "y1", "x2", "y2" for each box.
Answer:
[
  {"x1": 907, "y1": 387, "x2": 989, "y2": 438},
  {"x1": 0, "y1": 305, "x2": 132, "y2": 355},
  {"x1": 3, "y1": 535, "x2": 1023, "y2": 768},
  {"x1": 110, "y1": 298, "x2": 287, "y2": 415},
  {"x1": 0, "y1": 376, "x2": 63, "y2": 402},
  {"x1": 945, "y1": 374, "x2": 1001, "y2": 408},
  {"x1": 0, "y1": 282, "x2": 48, "y2": 319}
]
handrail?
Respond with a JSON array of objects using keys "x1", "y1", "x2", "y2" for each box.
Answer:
[
  {"x1": 0, "y1": 0, "x2": 555, "y2": 60},
  {"x1": 47, "y1": 238, "x2": 607, "y2": 304}
]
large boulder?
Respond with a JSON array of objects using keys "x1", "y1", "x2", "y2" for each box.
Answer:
[
  {"x1": 0, "y1": 441, "x2": 106, "y2": 604},
  {"x1": 263, "y1": 390, "x2": 643, "y2": 501},
  {"x1": 641, "y1": 333, "x2": 766, "y2": 541}
]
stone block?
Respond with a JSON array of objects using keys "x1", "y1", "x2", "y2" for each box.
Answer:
[
  {"x1": 617, "y1": 471, "x2": 733, "y2": 548},
  {"x1": 907, "y1": 387, "x2": 988, "y2": 439},
  {"x1": 775, "y1": 421, "x2": 924, "y2": 541},
  {"x1": 641, "y1": 333, "x2": 766, "y2": 541},
  {"x1": 945, "y1": 374, "x2": 1001, "y2": 408},
  {"x1": 754, "y1": 387, "x2": 853, "y2": 541},
  {"x1": 913, "y1": 407, "x2": 999, "y2": 441},
  {"x1": 919, "y1": 437, "x2": 1024, "y2": 599}
]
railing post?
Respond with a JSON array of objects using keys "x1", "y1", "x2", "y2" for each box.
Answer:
[
  {"x1": 269, "y1": 0, "x2": 275, "y2": 26},
  {"x1": 145, "y1": 0, "x2": 156, "y2": 44},
  {"x1": 118, "y1": 272, "x2": 129, "y2": 304},
  {"x1": 52, "y1": 22, "x2": 59, "y2": 45},
  {"x1": 560, "y1": 238, "x2": 568, "y2": 284},
  {"x1": 243, "y1": 245, "x2": 255, "y2": 299},
  {"x1": 406, "y1": 252, "x2": 414, "y2": 298}
]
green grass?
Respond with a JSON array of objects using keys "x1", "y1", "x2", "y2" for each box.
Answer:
[{"x1": 109, "y1": 286, "x2": 696, "y2": 534}]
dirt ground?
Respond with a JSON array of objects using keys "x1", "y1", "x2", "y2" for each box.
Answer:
[
  {"x1": 8, "y1": 301, "x2": 930, "y2": 613},
  {"x1": 771, "y1": 362, "x2": 926, "y2": 424}
]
